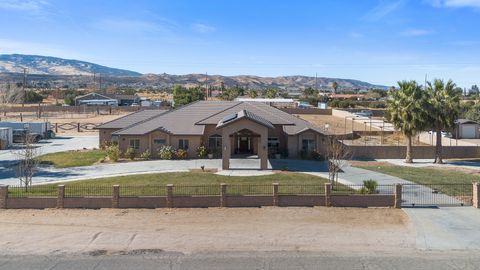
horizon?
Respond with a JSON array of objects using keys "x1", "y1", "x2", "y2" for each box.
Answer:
[{"x1": 1, "y1": 0, "x2": 480, "y2": 88}]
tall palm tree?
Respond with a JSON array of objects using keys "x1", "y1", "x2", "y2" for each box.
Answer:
[
  {"x1": 426, "y1": 79, "x2": 461, "y2": 164},
  {"x1": 331, "y1": 81, "x2": 338, "y2": 94},
  {"x1": 386, "y1": 81, "x2": 428, "y2": 163}
]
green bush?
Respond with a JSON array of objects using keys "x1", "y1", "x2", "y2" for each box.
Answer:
[
  {"x1": 360, "y1": 180, "x2": 378, "y2": 194},
  {"x1": 159, "y1": 146, "x2": 175, "y2": 160},
  {"x1": 140, "y1": 149, "x2": 151, "y2": 160},
  {"x1": 106, "y1": 145, "x2": 121, "y2": 162},
  {"x1": 175, "y1": 149, "x2": 188, "y2": 159},
  {"x1": 196, "y1": 146, "x2": 208, "y2": 158},
  {"x1": 125, "y1": 147, "x2": 136, "y2": 160}
]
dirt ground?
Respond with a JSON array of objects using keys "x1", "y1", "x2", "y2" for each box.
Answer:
[
  {"x1": 297, "y1": 114, "x2": 381, "y2": 135},
  {"x1": 0, "y1": 207, "x2": 414, "y2": 256}
]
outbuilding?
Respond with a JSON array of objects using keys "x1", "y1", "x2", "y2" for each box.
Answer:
[
  {"x1": 0, "y1": 127, "x2": 13, "y2": 150},
  {"x1": 454, "y1": 119, "x2": 480, "y2": 139}
]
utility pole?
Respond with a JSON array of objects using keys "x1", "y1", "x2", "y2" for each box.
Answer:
[
  {"x1": 205, "y1": 72, "x2": 208, "y2": 100},
  {"x1": 99, "y1": 74, "x2": 102, "y2": 93},
  {"x1": 93, "y1": 72, "x2": 96, "y2": 92},
  {"x1": 315, "y1": 72, "x2": 318, "y2": 92},
  {"x1": 22, "y1": 68, "x2": 27, "y2": 107}
]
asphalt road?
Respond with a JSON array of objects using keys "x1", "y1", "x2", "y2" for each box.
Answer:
[{"x1": 1, "y1": 251, "x2": 479, "y2": 270}]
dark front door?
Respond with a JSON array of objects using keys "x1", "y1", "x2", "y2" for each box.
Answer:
[{"x1": 238, "y1": 136, "x2": 250, "y2": 154}]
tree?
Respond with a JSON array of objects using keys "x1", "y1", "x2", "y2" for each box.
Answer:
[
  {"x1": 426, "y1": 79, "x2": 461, "y2": 164},
  {"x1": 265, "y1": 88, "x2": 277, "y2": 98},
  {"x1": 331, "y1": 81, "x2": 338, "y2": 94},
  {"x1": 386, "y1": 81, "x2": 427, "y2": 163},
  {"x1": 248, "y1": 89, "x2": 258, "y2": 98},
  {"x1": 303, "y1": 87, "x2": 318, "y2": 97},
  {"x1": 221, "y1": 87, "x2": 241, "y2": 101},
  {"x1": 15, "y1": 132, "x2": 40, "y2": 191},
  {"x1": 173, "y1": 85, "x2": 205, "y2": 107},
  {"x1": 0, "y1": 82, "x2": 22, "y2": 113},
  {"x1": 470, "y1": 85, "x2": 479, "y2": 96},
  {"x1": 326, "y1": 136, "x2": 350, "y2": 187},
  {"x1": 25, "y1": 90, "x2": 44, "y2": 103}
]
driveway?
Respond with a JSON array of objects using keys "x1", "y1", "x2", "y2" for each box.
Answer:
[{"x1": 379, "y1": 158, "x2": 480, "y2": 171}]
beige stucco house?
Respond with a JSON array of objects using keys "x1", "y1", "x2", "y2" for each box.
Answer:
[{"x1": 96, "y1": 101, "x2": 328, "y2": 169}]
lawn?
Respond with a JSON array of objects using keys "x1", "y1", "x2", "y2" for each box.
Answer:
[
  {"x1": 10, "y1": 172, "x2": 332, "y2": 197},
  {"x1": 38, "y1": 150, "x2": 107, "y2": 168}
]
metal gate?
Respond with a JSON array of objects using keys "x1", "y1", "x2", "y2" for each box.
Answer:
[{"x1": 401, "y1": 183, "x2": 472, "y2": 207}]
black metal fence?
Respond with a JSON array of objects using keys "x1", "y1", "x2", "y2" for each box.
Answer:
[{"x1": 401, "y1": 183, "x2": 473, "y2": 207}]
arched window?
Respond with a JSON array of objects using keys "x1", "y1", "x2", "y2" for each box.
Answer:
[{"x1": 208, "y1": 134, "x2": 222, "y2": 150}]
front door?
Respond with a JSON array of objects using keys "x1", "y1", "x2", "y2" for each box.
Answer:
[{"x1": 239, "y1": 136, "x2": 250, "y2": 154}]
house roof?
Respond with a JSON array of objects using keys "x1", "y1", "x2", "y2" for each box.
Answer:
[
  {"x1": 75, "y1": 92, "x2": 138, "y2": 101},
  {"x1": 112, "y1": 101, "x2": 328, "y2": 136},
  {"x1": 96, "y1": 109, "x2": 168, "y2": 129},
  {"x1": 456, "y1": 119, "x2": 479, "y2": 125},
  {"x1": 216, "y1": 110, "x2": 275, "y2": 129}
]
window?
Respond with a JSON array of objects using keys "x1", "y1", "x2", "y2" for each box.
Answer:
[
  {"x1": 208, "y1": 134, "x2": 222, "y2": 149},
  {"x1": 154, "y1": 139, "x2": 166, "y2": 145},
  {"x1": 178, "y1": 139, "x2": 189, "y2": 150},
  {"x1": 129, "y1": 139, "x2": 140, "y2": 150},
  {"x1": 268, "y1": 137, "x2": 280, "y2": 154},
  {"x1": 302, "y1": 139, "x2": 316, "y2": 152}
]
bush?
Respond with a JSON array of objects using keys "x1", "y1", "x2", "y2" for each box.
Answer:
[
  {"x1": 310, "y1": 150, "x2": 324, "y2": 161},
  {"x1": 140, "y1": 149, "x2": 151, "y2": 160},
  {"x1": 175, "y1": 149, "x2": 188, "y2": 159},
  {"x1": 125, "y1": 147, "x2": 136, "y2": 160},
  {"x1": 106, "y1": 145, "x2": 121, "y2": 162},
  {"x1": 196, "y1": 145, "x2": 208, "y2": 158},
  {"x1": 158, "y1": 145, "x2": 175, "y2": 160},
  {"x1": 360, "y1": 180, "x2": 378, "y2": 194}
]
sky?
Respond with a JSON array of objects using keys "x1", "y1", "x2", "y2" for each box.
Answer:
[{"x1": 0, "y1": 0, "x2": 479, "y2": 88}]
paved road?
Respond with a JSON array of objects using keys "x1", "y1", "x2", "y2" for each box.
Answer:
[{"x1": 1, "y1": 251, "x2": 480, "y2": 270}]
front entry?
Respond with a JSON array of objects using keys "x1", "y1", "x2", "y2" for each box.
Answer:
[{"x1": 238, "y1": 136, "x2": 251, "y2": 154}]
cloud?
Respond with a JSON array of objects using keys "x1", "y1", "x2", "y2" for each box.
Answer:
[
  {"x1": 0, "y1": 0, "x2": 48, "y2": 12},
  {"x1": 428, "y1": 0, "x2": 480, "y2": 8},
  {"x1": 0, "y1": 38, "x2": 86, "y2": 59},
  {"x1": 363, "y1": 0, "x2": 405, "y2": 21},
  {"x1": 191, "y1": 23, "x2": 215, "y2": 33},
  {"x1": 93, "y1": 18, "x2": 173, "y2": 33},
  {"x1": 400, "y1": 28, "x2": 431, "y2": 36}
]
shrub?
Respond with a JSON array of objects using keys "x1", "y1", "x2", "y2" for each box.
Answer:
[
  {"x1": 140, "y1": 149, "x2": 151, "y2": 160},
  {"x1": 158, "y1": 145, "x2": 175, "y2": 160},
  {"x1": 360, "y1": 180, "x2": 378, "y2": 194},
  {"x1": 106, "y1": 145, "x2": 121, "y2": 162},
  {"x1": 125, "y1": 147, "x2": 136, "y2": 160},
  {"x1": 175, "y1": 149, "x2": 188, "y2": 159},
  {"x1": 197, "y1": 145, "x2": 208, "y2": 158},
  {"x1": 310, "y1": 150, "x2": 324, "y2": 161}
]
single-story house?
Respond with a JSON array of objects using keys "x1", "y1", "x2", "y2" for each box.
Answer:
[
  {"x1": 75, "y1": 92, "x2": 140, "y2": 106},
  {"x1": 96, "y1": 101, "x2": 329, "y2": 170},
  {"x1": 453, "y1": 119, "x2": 480, "y2": 139}
]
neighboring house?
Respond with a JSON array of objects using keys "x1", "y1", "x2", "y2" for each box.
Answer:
[
  {"x1": 75, "y1": 92, "x2": 140, "y2": 106},
  {"x1": 96, "y1": 101, "x2": 329, "y2": 170},
  {"x1": 234, "y1": 98, "x2": 296, "y2": 108},
  {"x1": 453, "y1": 119, "x2": 480, "y2": 139}
]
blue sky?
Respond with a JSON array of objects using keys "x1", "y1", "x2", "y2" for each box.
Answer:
[{"x1": 0, "y1": 0, "x2": 479, "y2": 87}]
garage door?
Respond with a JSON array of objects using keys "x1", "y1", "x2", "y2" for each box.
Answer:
[{"x1": 462, "y1": 125, "x2": 477, "y2": 139}]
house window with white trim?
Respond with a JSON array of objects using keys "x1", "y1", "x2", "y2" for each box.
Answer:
[
  {"x1": 178, "y1": 139, "x2": 189, "y2": 150},
  {"x1": 129, "y1": 139, "x2": 140, "y2": 150}
]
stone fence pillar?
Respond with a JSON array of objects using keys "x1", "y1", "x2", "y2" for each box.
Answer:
[
  {"x1": 325, "y1": 183, "x2": 332, "y2": 207},
  {"x1": 473, "y1": 182, "x2": 480, "y2": 209},
  {"x1": 112, "y1": 185, "x2": 120, "y2": 208},
  {"x1": 273, "y1": 183, "x2": 279, "y2": 206},
  {"x1": 394, "y1": 184, "x2": 402, "y2": 209},
  {"x1": 57, "y1": 185, "x2": 65, "y2": 208},
  {"x1": 220, "y1": 183, "x2": 227, "y2": 207},
  {"x1": 166, "y1": 184, "x2": 174, "y2": 208},
  {"x1": 0, "y1": 185, "x2": 8, "y2": 209}
]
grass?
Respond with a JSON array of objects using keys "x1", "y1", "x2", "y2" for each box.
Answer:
[
  {"x1": 9, "y1": 172, "x2": 334, "y2": 197},
  {"x1": 355, "y1": 163, "x2": 477, "y2": 195},
  {"x1": 38, "y1": 150, "x2": 107, "y2": 168}
]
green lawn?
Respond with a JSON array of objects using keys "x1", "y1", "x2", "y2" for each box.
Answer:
[
  {"x1": 355, "y1": 164, "x2": 477, "y2": 195},
  {"x1": 38, "y1": 150, "x2": 107, "y2": 168},
  {"x1": 10, "y1": 172, "x2": 332, "y2": 197}
]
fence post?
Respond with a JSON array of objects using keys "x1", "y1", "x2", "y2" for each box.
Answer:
[
  {"x1": 273, "y1": 183, "x2": 279, "y2": 206},
  {"x1": 220, "y1": 183, "x2": 227, "y2": 207},
  {"x1": 112, "y1": 185, "x2": 120, "y2": 208},
  {"x1": 473, "y1": 182, "x2": 480, "y2": 209},
  {"x1": 394, "y1": 184, "x2": 402, "y2": 209},
  {"x1": 166, "y1": 184, "x2": 174, "y2": 208},
  {"x1": 0, "y1": 185, "x2": 8, "y2": 209},
  {"x1": 55, "y1": 123, "x2": 58, "y2": 133},
  {"x1": 57, "y1": 185, "x2": 65, "y2": 208},
  {"x1": 77, "y1": 123, "x2": 81, "y2": 132},
  {"x1": 325, "y1": 183, "x2": 332, "y2": 207}
]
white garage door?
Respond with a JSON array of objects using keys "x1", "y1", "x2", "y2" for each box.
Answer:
[{"x1": 462, "y1": 125, "x2": 477, "y2": 139}]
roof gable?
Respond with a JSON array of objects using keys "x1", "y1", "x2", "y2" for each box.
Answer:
[{"x1": 216, "y1": 110, "x2": 275, "y2": 129}]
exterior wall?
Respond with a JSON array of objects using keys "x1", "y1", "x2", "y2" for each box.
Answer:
[
  {"x1": 347, "y1": 145, "x2": 480, "y2": 159},
  {"x1": 118, "y1": 134, "x2": 150, "y2": 156},
  {"x1": 170, "y1": 135, "x2": 202, "y2": 157},
  {"x1": 458, "y1": 124, "x2": 480, "y2": 139},
  {"x1": 148, "y1": 130, "x2": 170, "y2": 157},
  {"x1": 287, "y1": 131, "x2": 327, "y2": 158},
  {"x1": 98, "y1": 128, "x2": 119, "y2": 146},
  {"x1": 331, "y1": 195, "x2": 394, "y2": 207}
]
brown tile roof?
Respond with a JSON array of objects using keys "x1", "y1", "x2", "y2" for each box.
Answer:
[
  {"x1": 112, "y1": 101, "x2": 328, "y2": 136},
  {"x1": 96, "y1": 109, "x2": 168, "y2": 129},
  {"x1": 216, "y1": 110, "x2": 275, "y2": 129}
]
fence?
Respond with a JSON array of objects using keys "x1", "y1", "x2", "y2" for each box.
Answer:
[
  {"x1": 401, "y1": 183, "x2": 473, "y2": 207},
  {"x1": 0, "y1": 183, "x2": 400, "y2": 209}
]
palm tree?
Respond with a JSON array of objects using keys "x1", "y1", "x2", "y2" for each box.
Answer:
[
  {"x1": 331, "y1": 81, "x2": 338, "y2": 94},
  {"x1": 426, "y1": 79, "x2": 461, "y2": 164},
  {"x1": 386, "y1": 81, "x2": 428, "y2": 163}
]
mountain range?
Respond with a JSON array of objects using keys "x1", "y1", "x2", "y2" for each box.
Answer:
[{"x1": 0, "y1": 54, "x2": 386, "y2": 90}]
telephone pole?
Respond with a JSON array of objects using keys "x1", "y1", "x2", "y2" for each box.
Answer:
[
  {"x1": 93, "y1": 72, "x2": 96, "y2": 92},
  {"x1": 22, "y1": 68, "x2": 27, "y2": 107},
  {"x1": 205, "y1": 72, "x2": 208, "y2": 100}
]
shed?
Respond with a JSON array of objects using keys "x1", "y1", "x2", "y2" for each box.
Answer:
[
  {"x1": 454, "y1": 119, "x2": 480, "y2": 139},
  {"x1": 0, "y1": 127, "x2": 13, "y2": 149}
]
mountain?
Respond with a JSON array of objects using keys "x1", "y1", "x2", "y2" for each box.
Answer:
[
  {"x1": 0, "y1": 54, "x2": 387, "y2": 90},
  {"x1": 0, "y1": 54, "x2": 141, "y2": 77}
]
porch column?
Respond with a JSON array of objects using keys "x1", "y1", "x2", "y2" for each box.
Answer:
[
  {"x1": 222, "y1": 129, "x2": 231, "y2": 170},
  {"x1": 259, "y1": 127, "x2": 268, "y2": 170}
]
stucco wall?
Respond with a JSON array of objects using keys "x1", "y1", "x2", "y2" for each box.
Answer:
[{"x1": 98, "y1": 128, "x2": 118, "y2": 146}]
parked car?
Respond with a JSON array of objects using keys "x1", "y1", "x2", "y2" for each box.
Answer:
[
  {"x1": 354, "y1": 110, "x2": 373, "y2": 118},
  {"x1": 12, "y1": 129, "x2": 42, "y2": 143}
]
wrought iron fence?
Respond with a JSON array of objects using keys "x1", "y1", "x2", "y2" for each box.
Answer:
[
  {"x1": 227, "y1": 184, "x2": 273, "y2": 195},
  {"x1": 7, "y1": 185, "x2": 57, "y2": 198},
  {"x1": 401, "y1": 183, "x2": 473, "y2": 207}
]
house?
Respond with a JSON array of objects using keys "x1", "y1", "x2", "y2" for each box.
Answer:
[
  {"x1": 453, "y1": 119, "x2": 480, "y2": 139},
  {"x1": 234, "y1": 98, "x2": 296, "y2": 108},
  {"x1": 75, "y1": 92, "x2": 140, "y2": 106},
  {"x1": 96, "y1": 101, "x2": 329, "y2": 170}
]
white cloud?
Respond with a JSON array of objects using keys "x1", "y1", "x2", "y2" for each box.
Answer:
[
  {"x1": 363, "y1": 0, "x2": 406, "y2": 21},
  {"x1": 400, "y1": 28, "x2": 431, "y2": 37},
  {"x1": 429, "y1": 0, "x2": 480, "y2": 8},
  {"x1": 0, "y1": 0, "x2": 48, "y2": 12},
  {"x1": 93, "y1": 18, "x2": 173, "y2": 33},
  {"x1": 192, "y1": 23, "x2": 215, "y2": 33},
  {"x1": 0, "y1": 38, "x2": 86, "y2": 59}
]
